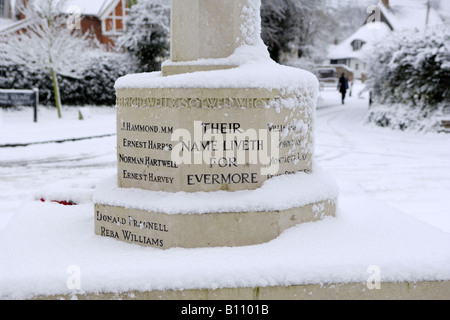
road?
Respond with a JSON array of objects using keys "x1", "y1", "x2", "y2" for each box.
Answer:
[{"x1": 315, "y1": 86, "x2": 450, "y2": 232}]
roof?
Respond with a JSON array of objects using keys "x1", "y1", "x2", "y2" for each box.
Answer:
[
  {"x1": 0, "y1": 17, "x2": 33, "y2": 33},
  {"x1": 328, "y1": 22, "x2": 391, "y2": 60},
  {"x1": 328, "y1": 0, "x2": 445, "y2": 61},
  {"x1": 379, "y1": 0, "x2": 443, "y2": 31},
  {"x1": 27, "y1": 0, "x2": 117, "y2": 17},
  {"x1": 0, "y1": 0, "x2": 119, "y2": 35},
  {"x1": 58, "y1": 0, "x2": 116, "y2": 17},
  {"x1": 0, "y1": 18, "x2": 14, "y2": 29}
]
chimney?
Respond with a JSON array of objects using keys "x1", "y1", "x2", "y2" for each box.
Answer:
[
  {"x1": 382, "y1": 0, "x2": 390, "y2": 8},
  {"x1": 334, "y1": 36, "x2": 338, "y2": 45}
]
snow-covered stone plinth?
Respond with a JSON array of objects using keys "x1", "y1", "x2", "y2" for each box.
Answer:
[{"x1": 93, "y1": 167, "x2": 338, "y2": 249}]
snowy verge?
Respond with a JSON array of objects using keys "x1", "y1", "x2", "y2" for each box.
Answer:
[
  {"x1": 1, "y1": 181, "x2": 449, "y2": 299},
  {"x1": 93, "y1": 164, "x2": 339, "y2": 214},
  {"x1": 0, "y1": 106, "x2": 116, "y2": 145},
  {"x1": 36, "y1": 184, "x2": 97, "y2": 206}
]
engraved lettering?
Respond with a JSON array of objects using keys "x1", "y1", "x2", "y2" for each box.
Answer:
[{"x1": 187, "y1": 173, "x2": 258, "y2": 185}]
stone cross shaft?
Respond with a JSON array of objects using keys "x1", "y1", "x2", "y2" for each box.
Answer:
[
  {"x1": 171, "y1": 0, "x2": 249, "y2": 61},
  {"x1": 163, "y1": 0, "x2": 256, "y2": 75}
]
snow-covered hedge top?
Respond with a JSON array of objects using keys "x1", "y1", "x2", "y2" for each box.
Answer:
[{"x1": 366, "y1": 25, "x2": 450, "y2": 109}]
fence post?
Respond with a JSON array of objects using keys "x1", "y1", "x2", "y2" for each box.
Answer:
[{"x1": 33, "y1": 88, "x2": 39, "y2": 123}]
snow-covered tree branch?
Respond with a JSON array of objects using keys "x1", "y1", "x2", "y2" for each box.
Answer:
[{"x1": 118, "y1": 0, "x2": 170, "y2": 72}]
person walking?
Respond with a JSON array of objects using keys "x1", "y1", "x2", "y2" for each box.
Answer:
[{"x1": 338, "y1": 73, "x2": 349, "y2": 105}]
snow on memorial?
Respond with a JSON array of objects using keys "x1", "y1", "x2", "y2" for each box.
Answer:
[{"x1": 93, "y1": 0, "x2": 338, "y2": 249}]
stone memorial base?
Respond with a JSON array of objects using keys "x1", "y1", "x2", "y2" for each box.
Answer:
[
  {"x1": 100, "y1": 62, "x2": 335, "y2": 249},
  {"x1": 94, "y1": 201, "x2": 335, "y2": 249},
  {"x1": 93, "y1": 168, "x2": 338, "y2": 249}
]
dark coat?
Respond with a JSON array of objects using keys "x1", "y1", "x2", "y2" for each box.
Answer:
[{"x1": 339, "y1": 76, "x2": 349, "y2": 93}]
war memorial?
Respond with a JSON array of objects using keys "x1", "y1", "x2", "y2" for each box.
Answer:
[{"x1": 1, "y1": 0, "x2": 448, "y2": 301}]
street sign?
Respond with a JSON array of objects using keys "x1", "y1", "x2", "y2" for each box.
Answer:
[{"x1": 0, "y1": 88, "x2": 39, "y2": 122}]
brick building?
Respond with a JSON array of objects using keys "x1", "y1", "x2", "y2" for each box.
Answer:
[{"x1": 0, "y1": 0, "x2": 129, "y2": 49}]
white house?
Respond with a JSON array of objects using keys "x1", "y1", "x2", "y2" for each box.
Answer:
[
  {"x1": 328, "y1": 0, "x2": 444, "y2": 81},
  {"x1": 328, "y1": 22, "x2": 390, "y2": 80}
]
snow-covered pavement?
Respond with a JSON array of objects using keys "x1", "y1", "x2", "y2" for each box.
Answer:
[{"x1": 0, "y1": 82, "x2": 449, "y2": 233}]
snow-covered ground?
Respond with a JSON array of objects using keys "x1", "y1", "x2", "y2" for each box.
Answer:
[
  {"x1": 0, "y1": 82, "x2": 449, "y2": 299},
  {"x1": 315, "y1": 83, "x2": 450, "y2": 233},
  {"x1": 0, "y1": 106, "x2": 117, "y2": 229}
]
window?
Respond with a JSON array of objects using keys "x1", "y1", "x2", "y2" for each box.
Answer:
[
  {"x1": 351, "y1": 40, "x2": 365, "y2": 51},
  {"x1": 317, "y1": 69, "x2": 336, "y2": 79},
  {"x1": 103, "y1": 0, "x2": 128, "y2": 36},
  {"x1": 0, "y1": 0, "x2": 6, "y2": 18},
  {"x1": 330, "y1": 59, "x2": 348, "y2": 65}
]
